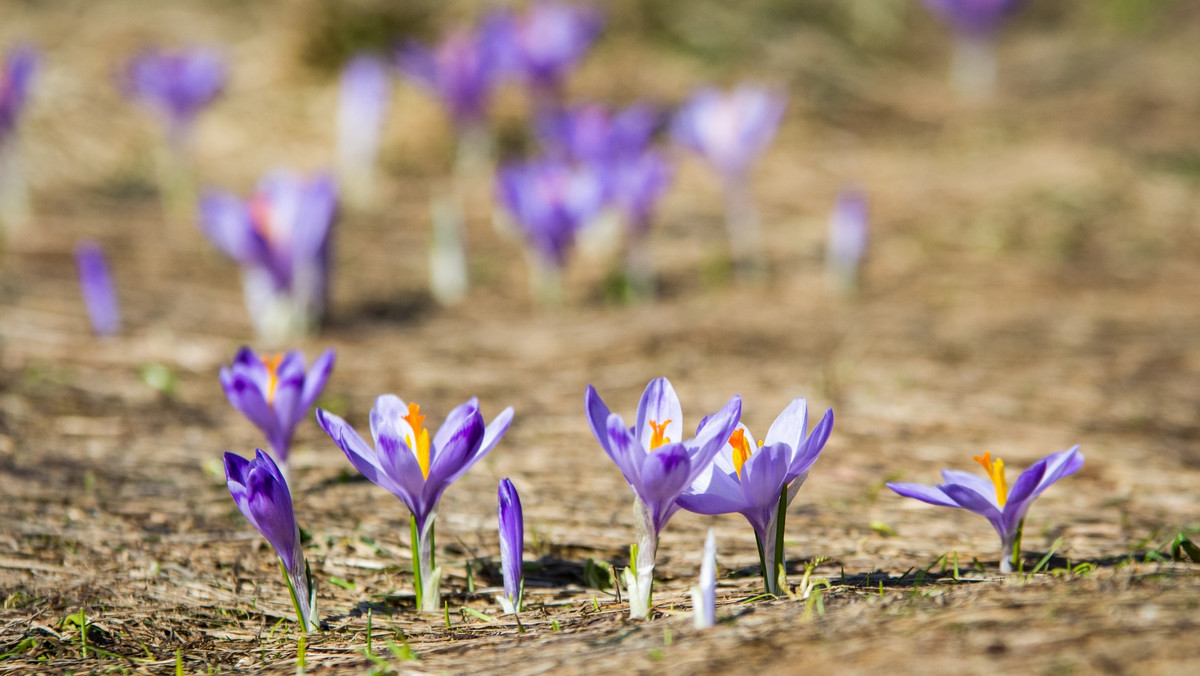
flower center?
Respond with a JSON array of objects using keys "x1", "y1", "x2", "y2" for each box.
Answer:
[
  {"x1": 648, "y1": 419, "x2": 671, "y2": 450},
  {"x1": 972, "y1": 451, "x2": 1008, "y2": 506},
  {"x1": 730, "y1": 429, "x2": 752, "y2": 479},
  {"x1": 403, "y1": 403, "x2": 432, "y2": 479},
  {"x1": 260, "y1": 353, "x2": 283, "y2": 405},
  {"x1": 249, "y1": 195, "x2": 276, "y2": 244}
]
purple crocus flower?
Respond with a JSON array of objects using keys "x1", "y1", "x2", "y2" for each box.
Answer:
[
  {"x1": 396, "y1": 25, "x2": 505, "y2": 129},
  {"x1": 672, "y1": 85, "x2": 786, "y2": 182},
  {"x1": 497, "y1": 478, "x2": 524, "y2": 615},
  {"x1": 535, "y1": 102, "x2": 657, "y2": 164},
  {"x1": 199, "y1": 171, "x2": 338, "y2": 343},
  {"x1": 692, "y1": 528, "x2": 716, "y2": 629},
  {"x1": 74, "y1": 241, "x2": 121, "y2": 337},
  {"x1": 496, "y1": 157, "x2": 608, "y2": 269},
  {"x1": 0, "y1": 45, "x2": 37, "y2": 143},
  {"x1": 679, "y1": 398, "x2": 834, "y2": 595},
  {"x1": 489, "y1": 2, "x2": 603, "y2": 108},
  {"x1": 585, "y1": 377, "x2": 741, "y2": 619},
  {"x1": 920, "y1": 1, "x2": 1027, "y2": 97},
  {"x1": 317, "y1": 394, "x2": 514, "y2": 611},
  {"x1": 225, "y1": 449, "x2": 318, "y2": 633},
  {"x1": 336, "y1": 54, "x2": 392, "y2": 206},
  {"x1": 887, "y1": 446, "x2": 1084, "y2": 573},
  {"x1": 921, "y1": 0, "x2": 1027, "y2": 37},
  {"x1": 122, "y1": 47, "x2": 226, "y2": 143},
  {"x1": 826, "y1": 188, "x2": 869, "y2": 295},
  {"x1": 219, "y1": 346, "x2": 335, "y2": 483}
]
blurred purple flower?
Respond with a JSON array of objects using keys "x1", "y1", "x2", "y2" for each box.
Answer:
[
  {"x1": 585, "y1": 377, "x2": 741, "y2": 618},
  {"x1": 225, "y1": 449, "x2": 318, "y2": 633},
  {"x1": 219, "y1": 346, "x2": 335, "y2": 480},
  {"x1": 74, "y1": 240, "x2": 120, "y2": 337},
  {"x1": 497, "y1": 478, "x2": 524, "y2": 614},
  {"x1": 672, "y1": 85, "x2": 786, "y2": 181},
  {"x1": 489, "y1": 2, "x2": 603, "y2": 101},
  {"x1": 0, "y1": 45, "x2": 37, "y2": 143},
  {"x1": 199, "y1": 171, "x2": 338, "y2": 342},
  {"x1": 496, "y1": 157, "x2": 608, "y2": 267},
  {"x1": 123, "y1": 47, "x2": 226, "y2": 141},
  {"x1": 609, "y1": 149, "x2": 672, "y2": 233},
  {"x1": 887, "y1": 446, "x2": 1084, "y2": 573},
  {"x1": 317, "y1": 394, "x2": 514, "y2": 610},
  {"x1": 337, "y1": 55, "x2": 392, "y2": 193},
  {"x1": 679, "y1": 399, "x2": 833, "y2": 594},
  {"x1": 826, "y1": 188, "x2": 869, "y2": 294},
  {"x1": 921, "y1": 0, "x2": 1027, "y2": 37},
  {"x1": 397, "y1": 25, "x2": 505, "y2": 128}
]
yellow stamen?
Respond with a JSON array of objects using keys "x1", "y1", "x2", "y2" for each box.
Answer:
[
  {"x1": 260, "y1": 353, "x2": 283, "y2": 405},
  {"x1": 972, "y1": 451, "x2": 1008, "y2": 506},
  {"x1": 648, "y1": 419, "x2": 672, "y2": 450},
  {"x1": 403, "y1": 403, "x2": 432, "y2": 479},
  {"x1": 730, "y1": 429, "x2": 753, "y2": 479}
]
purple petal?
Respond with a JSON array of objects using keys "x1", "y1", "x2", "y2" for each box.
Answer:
[
  {"x1": 635, "y1": 377, "x2": 683, "y2": 451},
  {"x1": 763, "y1": 398, "x2": 808, "y2": 449},
  {"x1": 940, "y1": 482, "x2": 1005, "y2": 532},
  {"x1": 316, "y1": 408, "x2": 390, "y2": 492},
  {"x1": 886, "y1": 481, "x2": 960, "y2": 508},
  {"x1": 737, "y1": 443, "x2": 791, "y2": 535},
  {"x1": 369, "y1": 394, "x2": 409, "y2": 447},
  {"x1": 686, "y1": 394, "x2": 742, "y2": 484},
  {"x1": 584, "y1": 384, "x2": 615, "y2": 456},
  {"x1": 299, "y1": 348, "x2": 336, "y2": 412},
  {"x1": 604, "y1": 412, "x2": 643, "y2": 487},
  {"x1": 425, "y1": 408, "x2": 486, "y2": 494},
  {"x1": 637, "y1": 442, "x2": 693, "y2": 534},
  {"x1": 498, "y1": 478, "x2": 524, "y2": 606},
  {"x1": 786, "y1": 407, "x2": 833, "y2": 484},
  {"x1": 74, "y1": 241, "x2": 121, "y2": 337},
  {"x1": 226, "y1": 449, "x2": 300, "y2": 571}
]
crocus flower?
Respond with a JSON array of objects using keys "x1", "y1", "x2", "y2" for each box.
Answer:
[
  {"x1": 397, "y1": 25, "x2": 506, "y2": 130},
  {"x1": 826, "y1": 188, "x2": 868, "y2": 296},
  {"x1": 489, "y1": 2, "x2": 603, "y2": 109},
  {"x1": 585, "y1": 377, "x2": 741, "y2": 619},
  {"x1": 887, "y1": 445, "x2": 1084, "y2": 573},
  {"x1": 219, "y1": 346, "x2": 335, "y2": 483},
  {"x1": 0, "y1": 45, "x2": 37, "y2": 144},
  {"x1": 535, "y1": 102, "x2": 657, "y2": 165},
  {"x1": 497, "y1": 478, "x2": 524, "y2": 615},
  {"x1": 199, "y1": 171, "x2": 338, "y2": 343},
  {"x1": 692, "y1": 528, "x2": 717, "y2": 629},
  {"x1": 225, "y1": 450, "x2": 318, "y2": 633},
  {"x1": 336, "y1": 54, "x2": 392, "y2": 207},
  {"x1": 920, "y1": 1, "x2": 1028, "y2": 98},
  {"x1": 74, "y1": 241, "x2": 121, "y2": 337},
  {"x1": 317, "y1": 395, "x2": 514, "y2": 611},
  {"x1": 122, "y1": 47, "x2": 226, "y2": 144},
  {"x1": 679, "y1": 399, "x2": 834, "y2": 595}
]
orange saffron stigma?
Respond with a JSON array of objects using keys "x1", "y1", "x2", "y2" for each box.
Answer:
[
  {"x1": 730, "y1": 429, "x2": 753, "y2": 479},
  {"x1": 648, "y1": 419, "x2": 672, "y2": 450},
  {"x1": 260, "y1": 353, "x2": 284, "y2": 405},
  {"x1": 249, "y1": 196, "x2": 274, "y2": 243},
  {"x1": 972, "y1": 451, "x2": 1008, "y2": 506},
  {"x1": 403, "y1": 403, "x2": 432, "y2": 479}
]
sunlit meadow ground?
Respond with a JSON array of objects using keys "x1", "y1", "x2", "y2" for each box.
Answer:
[{"x1": 1, "y1": 1, "x2": 1199, "y2": 673}]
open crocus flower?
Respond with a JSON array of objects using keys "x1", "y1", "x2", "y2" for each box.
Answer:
[
  {"x1": 585, "y1": 377, "x2": 741, "y2": 619},
  {"x1": 336, "y1": 54, "x2": 392, "y2": 208},
  {"x1": 497, "y1": 478, "x2": 524, "y2": 615},
  {"x1": 397, "y1": 25, "x2": 505, "y2": 131},
  {"x1": 225, "y1": 450, "x2": 318, "y2": 634},
  {"x1": 199, "y1": 171, "x2": 338, "y2": 343},
  {"x1": 0, "y1": 45, "x2": 36, "y2": 236},
  {"x1": 74, "y1": 241, "x2": 121, "y2": 337},
  {"x1": 920, "y1": 0, "x2": 1028, "y2": 98},
  {"x1": 122, "y1": 46, "x2": 226, "y2": 144},
  {"x1": 219, "y1": 346, "x2": 335, "y2": 484},
  {"x1": 489, "y1": 1, "x2": 603, "y2": 110},
  {"x1": 887, "y1": 445, "x2": 1084, "y2": 573},
  {"x1": 672, "y1": 85, "x2": 786, "y2": 276},
  {"x1": 317, "y1": 395, "x2": 514, "y2": 611},
  {"x1": 679, "y1": 398, "x2": 834, "y2": 595}
]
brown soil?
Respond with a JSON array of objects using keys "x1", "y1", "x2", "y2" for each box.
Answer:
[{"x1": 1, "y1": 1, "x2": 1199, "y2": 674}]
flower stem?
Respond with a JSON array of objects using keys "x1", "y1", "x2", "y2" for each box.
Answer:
[
  {"x1": 774, "y1": 485, "x2": 788, "y2": 592},
  {"x1": 1004, "y1": 518, "x2": 1024, "y2": 574}
]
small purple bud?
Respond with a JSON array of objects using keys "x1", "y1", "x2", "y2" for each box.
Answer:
[
  {"x1": 498, "y1": 478, "x2": 524, "y2": 614},
  {"x1": 74, "y1": 240, "x2": 120, "y2": 337},
  {"x1": 826, "y1": 188, "x2": 869, "y2": 294}
]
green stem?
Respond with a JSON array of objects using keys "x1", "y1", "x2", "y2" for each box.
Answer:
[
  {"x1": 774, "y1": 485, "x2": 788, "y2": 592},
  {"x1": 753, "y1": 532, "x2": 770, "y2": 595},
  {"x1": 410, "y1": 516, "x2": 423, "y2": 609},
  {"x1": 279, "y1": 559, "x2": 308, "y2": 635},
  {"x1": 1011, "y1": 518, "x2": 1024, "y2": 573}
]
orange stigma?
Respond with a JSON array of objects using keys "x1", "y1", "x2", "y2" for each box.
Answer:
[
  {"x1": 403, "y1": 403, "x2": 432, "y2": 479},
  {"x1": 249, "y1": 195, "x2": 275, "y2": 243},
  {"x1": 972, "y1": 451, "x2": 1008, "y2": 506},
  {"x1": 730, "y1": 429, "x2": 753, "y2": 479},
  {"x1": 260, "y1": 353, "x2": 283, "y2": 405},
  {"x1": 648, "y1": 420, "x2": 672, "y2": 450}
]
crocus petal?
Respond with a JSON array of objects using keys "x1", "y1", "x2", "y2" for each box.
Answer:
[
  {"x1": 638, "y1": 442, "x2": 693, "y2": 533},
  {"x1": 428, "y1": 407, "x2": 486, "y2": 487},
  {"x1": 940, "y1": 469, "x2": 1001, "y2": 508},
  {"x1": 763, "y1": 398, "x2": 808, "y2": 449},
  {"x1": 299, "y1": 348, "x2": 336, "y2": 412},
  {"x1": 498, "y1": 478, "x2": 524, "y2": 609},
  {"x1": 604, "y1": 413, "x2": 644, "y2": 486},
  {"x1": 678, "y1": 461, "x2": 751, "y2": 516},
  {"x1": 737, "y1": 442, "x2": 791, "y2": 535},
  {"x1": 635, "y1": 377, "x2": 684, "y2": 450},
  {"x1": 74, "y1": 241, "x2": 121, "y2": 337},
  {"x1": 941, "y1": 482, "x2": 1004, "y2": 526},
  {"x1": 686, "y1": 395, "x2": 742, "y2": 484},
  {"x1": 316, "y1": 408, "x2": 390, "y2": 491},
  {"x1": 370, "y1": 394, "x2": 410, "y2": 446},
  {"x1": 584, "y1": 385, "x2": 614, "y2": 456},
  {"x1": 223, "y1": 372, "x2": 280, "y2": 439},
  {"x1": 886, "y1": 481, "x2": 961, "y2": 508},
  {"x1": 226, "y1": 450, "x2": 300, "y2": 570},
  {"x1": 786, "y1": 408, "x2": 833, "y2": 483}
]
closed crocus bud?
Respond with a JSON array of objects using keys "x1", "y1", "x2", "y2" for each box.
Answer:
[
  {"x1": 74, "y1": 241, "x2": 121, "y2": 337},
  {"x1": 497, "y1": 478, "x2": 524, "y2": 614}
]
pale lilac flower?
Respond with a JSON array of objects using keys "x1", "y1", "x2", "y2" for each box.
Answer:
[
  {"x1": 535, "y1": 102, "x2": 657, "y2": 164},
  {"x1": 317, "y1": 395, "x2": 514, "y2": 611},
  {"x1": 826, "y1": 188, "x2": 868, "y2": 295},
  {"x1": 585, "y1": 377, "x2": 741, "y2": 619},
  {"x1": 199, "y1": 171, "x2": 338, "y2": 343},
  {"x1": 691, "y1": 528, "x2": 717, "y2": 629},
  {"x1": 497, "y1": 478, "x2": 524, "y2": 614},
  {"x1": 396, "y1": 25, "x2": 505, "y2": 128},
  {"x1": 0, "y1": 45, "x2": 37, "y2": 143},
  {"x1": 219, "y1": 346, "x2": 335, "y2": 482},
  {"x1": 496, "y1": 157, "x2": 608, "y2": 268},
  {"x1": 679, "y1": 399, "x2": 834, "y2": 595},
  {"x1": 122, "y1": 47, "x2": 226, "y2": 143},
  {"x1": 490, "y1": 2, "x2": 603, "y2": 106},
  {"x1": 887, "y1": 446, "x2": 1084, "y2": 573},
  {"x1": 336, "y1": 54, "x2": 392, "y2": 205},
  {"x1": 225, "y1": 450, "x2": 318, "y2": 633},
  {"x1": 672, "y1": 85, "x2": 786, "y2": 182},
  {"x1": 74, "y1": 241, "x2": 120, "y2": 337},
  {"x1": 920, "y1": 1, "x2": 1028, "y2": 97},
  {"x1": 921, "y1": 0, "x2": 1027, "y2": 37}
]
